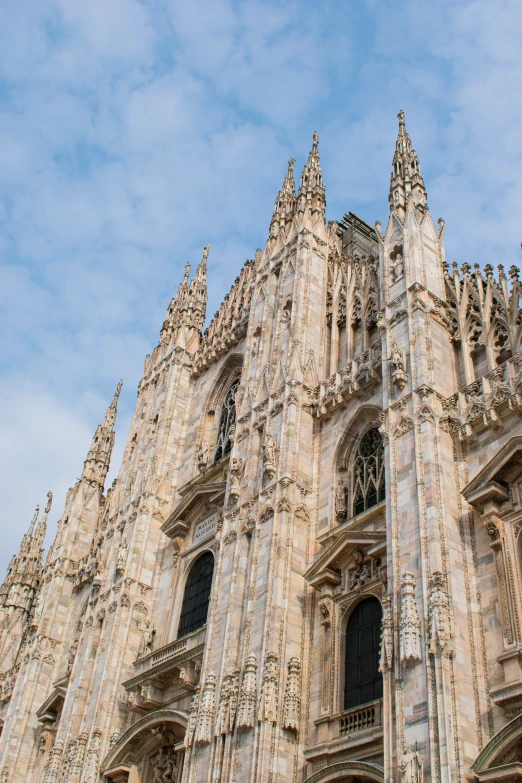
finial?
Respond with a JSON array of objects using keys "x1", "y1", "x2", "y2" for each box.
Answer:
[
  {"x1": 312, "y1": 131, "x2": 319, "y2": 151},
  {"x1": 44, "y1": 491, "x2": 53, "y2": 515},
  {"x1": 183, "y1": 261, "x2": 191, "y2": 283},
  {"x1": 288, "y1": 157, "x2": 296, "y2": 174},
  {"x1": 398, "y1": 109, "x2": 405, "y2": 126},
  {"x1": 203, "y1": 244, "x2": 210, "y2": 261},
  {"x1": 509, "y1": 265, "x2": 520, "y2": 281},
  {"x1": 30, "y1": 505, "x2": 40, "y2": 529}
]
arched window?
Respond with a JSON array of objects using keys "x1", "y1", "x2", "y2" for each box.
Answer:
[
  {"x1": 344, "y1": 596, "x2": 383, "y2": 710},
  {"x1": 353, "y1": 428, "x2": 385, "y2": 516},
  {"x1": 214, "y1": 379, "x2": 240, "y2": 463},
  {"x1": 177, "y1": 552, "x2": 214, "y2": 638}
]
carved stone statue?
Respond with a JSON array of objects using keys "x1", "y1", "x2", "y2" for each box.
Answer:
[
  {"x1": 257, "y1": 653, "x2": 278, "y2": 723},
  {"x1": 152, "y1": 746, "x2": 178, "y2": 783},
  {"x1": 197, "y1": 441, "x2": 209, "y2": 472},
  {"x1": 263, "y1": 433, "x2": 277, "y2": 479},
  {"x1": 116, "y1": 537, "x2": 128, "y2": 574},
  {"x1": 400, "y1": 746, "x2": 423, "y2": 783},
  {"x1": 393, "y1": 252, "x2": 404, "y2": 281},
  {"x1": 334, "y1": 480, "x2": 347, "y2": 522},
  {"x1": 139, "y1": 619, "x2": 155, "y2": 657},
  {"x1": 229, "y1": 458, "x2": 243, "y2": 502}
]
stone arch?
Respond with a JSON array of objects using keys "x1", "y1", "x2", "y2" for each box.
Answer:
[
  {"x1": 472, "y1": 712, "x2": 522, "y2": 778},
  {"x1": 332, "y1": 405, "x2": 383, "y2": 524},
  {"x1": 196, "y1": 353, "x2": 244, "y2": 468},
  {"x1": 302, "y1": 759, "x2": 384, "y2": 783},
  {"x1": 101, "y1": 709, "x2": 188, "y2": 782},
  {"x1": 337, "y1": 588, "x2": 384, "y2": 715}
]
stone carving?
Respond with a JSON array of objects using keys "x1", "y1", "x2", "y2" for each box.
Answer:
[
  {"x1": 349, "y1": 549, "x2": 372, "y2": 591},
  {"x1": 263, "y1": 432, "x2": 277, "y2": 480},
  {"x1": 282, "y1": 657, "x2": 301, "y2": 730},
  {"x1": 237, "y1": 653, "x2": 258, "y2": 728},
  {"x1": 195, "y1": 672, "x2": 216, "y2": 744},
  {"x1": 428, "y1": 572, "x2": 452, "y2": 656},
  {"x1": 334, "y1": 480, "x2": 347, "y2": 522},
  {"x1": 258, "y1": 652, "x2": 279, "y2": 723},
  {"x1": 392, "y1": 252, "x2": 404, "y2": 281},
  {"x1": 214, "y1": 669, "x2": 239, "y2": 736},
  {"x1": 82, "y1": 728, "x2": 102, "y2": 783},
  {"x1": 399, "y1": 746, "x2": 423, "y2": 783},
  {"x1": 229, "y1": 458, "x2": 243, "y2": 502},
  {"x1": 379, "y1": 592, "x2": 393, "y2": 672},
  {"x1": 400, "y1": 572, "x2": 422, "y2": 664},
  {"x1": 151, "y1": 746, "x2": 178, "y2": 783},
  {"x1": 116, "y1": 537, "x2": 128, "y2": 575},
  {"x1": 184, "y1": 687, "x2": 200, "y2": 748},
  {"x1": 139, "y1": 619, "x2": 155, "y2": 657},
  {"x1": 391, "y1": 342, "x2": 407, "y2": 390},
  {"x1": 197, "y1": 440, "x2": 209, "y2": 472}
]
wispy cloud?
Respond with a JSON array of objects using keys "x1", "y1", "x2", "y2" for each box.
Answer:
[{"x1": 1, "y1": 0, "x2": 521, "y2": 571}]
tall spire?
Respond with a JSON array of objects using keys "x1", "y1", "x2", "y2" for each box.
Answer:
[
  {"x1": 82, "y1": 380, "x2": 123, "y2": 488},
  {"x1": 389, "y1": 110, "x2": 427, "y2": 217},
  {"x1": 188, "y1": 244, "x2": 209, "y2": 333},
  {"x1": 0, "y1": 491, "x2": 52, "y2": 613},
  {"x1": 297, "y1": 131, "x2": 325, "y2": 215},
  {"x1": 269, "y1": 158, "x2": 297, "y2": 239}
]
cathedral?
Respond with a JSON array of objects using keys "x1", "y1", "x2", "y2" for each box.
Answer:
[{"x1": 2, "y1": 111, "x2": 522, "y2": 783}]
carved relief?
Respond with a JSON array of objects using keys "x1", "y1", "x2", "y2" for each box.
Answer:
[
  {"x1": 282, "y1": 657, "x2": 301, "y2": 730},
  {"x1": 379, "y1": 592, "x2": 393, "y2": 672},
  {"x1": 195, "y1": 672, "x2": 216, "y2": 744},
  {"x1": 237, "y1": 653, "x2": 258, "y2": 729},
  {"x1": 257, "y1": 652, "x2": 279, "y2": 723},
  {"x1": 400, "y1": 572, "x2": 422, "y2": 665},
  {"x1": 428, "y1": 572, "x2": 452, "y2": 656}
]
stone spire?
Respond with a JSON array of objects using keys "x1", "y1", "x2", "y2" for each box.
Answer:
[
  {"x1": 0, "y1": 492, "x2": 52, "y2": 615},
  {"x1": 184, "y1": 244, "x2": 209, "y2": 335},
  {"x1": 269, "y1": 157, "x2": 297, "y2": 239},
  {"x1": 389, "y1": 109, "x2": 427, "y2": 217},
  {"x1": 82, "y1": 381, "x2": 123, "y2": 488},
  {"x1": 297, "y1": 131, "x2": 325, "y2": 215}
]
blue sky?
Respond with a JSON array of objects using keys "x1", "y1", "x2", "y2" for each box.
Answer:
[{"x1": 1, "y1": 0, "x2": 521, "y2": 573}]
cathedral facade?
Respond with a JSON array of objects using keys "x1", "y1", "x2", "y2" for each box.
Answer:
[{"x1": 2, "y1": 112, "x2": 522, "y2": 783}]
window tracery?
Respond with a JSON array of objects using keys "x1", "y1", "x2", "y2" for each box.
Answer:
[
  {"x1": 353, "y1": 428, "x2": 385, "y2": 516},
  {"x1": 214, "y1": 379, "x2": 240, "y2": 463}
]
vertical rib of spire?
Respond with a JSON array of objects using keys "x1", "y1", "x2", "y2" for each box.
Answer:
[
  {"x1": 269, "y1": 158, "x2": 297, "y2": 238},
  {"x1": 389, "y1": 110, "x2": 427, "y2": 216},
  {"x1": 297, "y1": 131, "x2": 325, "y2": 215},
  {"x1": 82, "y1": 380, "x2": 123, "y2": 488}
]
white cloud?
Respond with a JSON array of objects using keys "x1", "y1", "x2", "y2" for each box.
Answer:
[{"x1": 1, "y1": 0, "x2": 521, "y2": 575}]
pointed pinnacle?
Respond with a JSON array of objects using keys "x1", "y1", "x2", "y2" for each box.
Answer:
[
  {"x1": 44, "y1": 491, "x2": 53, "y2": 516},
  {"x1": 183, "y1": 261, "x2": 191, "y2": 284},
  {"x1": 29, "y1": 505, "x2": 40, "y2": 533}
]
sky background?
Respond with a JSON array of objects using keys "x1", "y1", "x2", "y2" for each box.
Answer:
[{"x1": 1, "y1": 0, "x2": 521, "y2": 573}]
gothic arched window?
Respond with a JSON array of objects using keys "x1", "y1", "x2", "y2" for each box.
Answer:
[
  {"x1": 344, "y1": 596, "x2": 383, "y2": 709},
  {"x1": 353, "y1": 428, "x2": 385, "y2": 516},
  {"x1": 177, "y1": 551, "x2": 214, "y2": 638},
  {"x1": 214, "y1": 379, "x2": 240, "y2": 463}
]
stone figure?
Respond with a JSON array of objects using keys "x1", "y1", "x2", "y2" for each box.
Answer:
[
  {"x1": 139, "y1": 620, "x2": 155, "y2": 657},
  {"x1": 152, "y1": 746, "x2": 177, "y2": 783},
  {"x1": 258, "y1": 653, "x2": 278, "y2": 723},
  {"x1": 393, "y1": 252, "x2": 404, "y2": 280},
  {"x1": 400, "y1": 746, "x2": 423, "y2": 783},
  {"x1": 263, "y1": 433, "x2": 277, "y2": 479},
  {"x1": 335, "y1": 480, "x2": 347, "y2": 522},
  {"x1": 197, "y1": 440, "x2": 209, "y2": 472},
  {"x1": 237, "y1": 653, "x2": 258, "y2": 728},
  {"x1": 229, "y1": 458, "x2": 243, "y2": 502},
  {"x1": 116, "y1": 537, "x2": 128, "y2": 574}
]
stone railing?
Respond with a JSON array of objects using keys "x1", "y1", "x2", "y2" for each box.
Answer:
[
  {"x1": 132, "y1": 625, "x2": 206, "y2": 676},
  {"x1": 339, "y1": 698, "x2": 382, "y2": 736}
]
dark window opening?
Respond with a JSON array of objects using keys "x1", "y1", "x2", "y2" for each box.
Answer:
[
  {"x1": 344, "y1": 596, "x2": 383, "y2": 710},
  {"x1": 177, "y1": 551, "x2": 214, "y2": 638}
]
